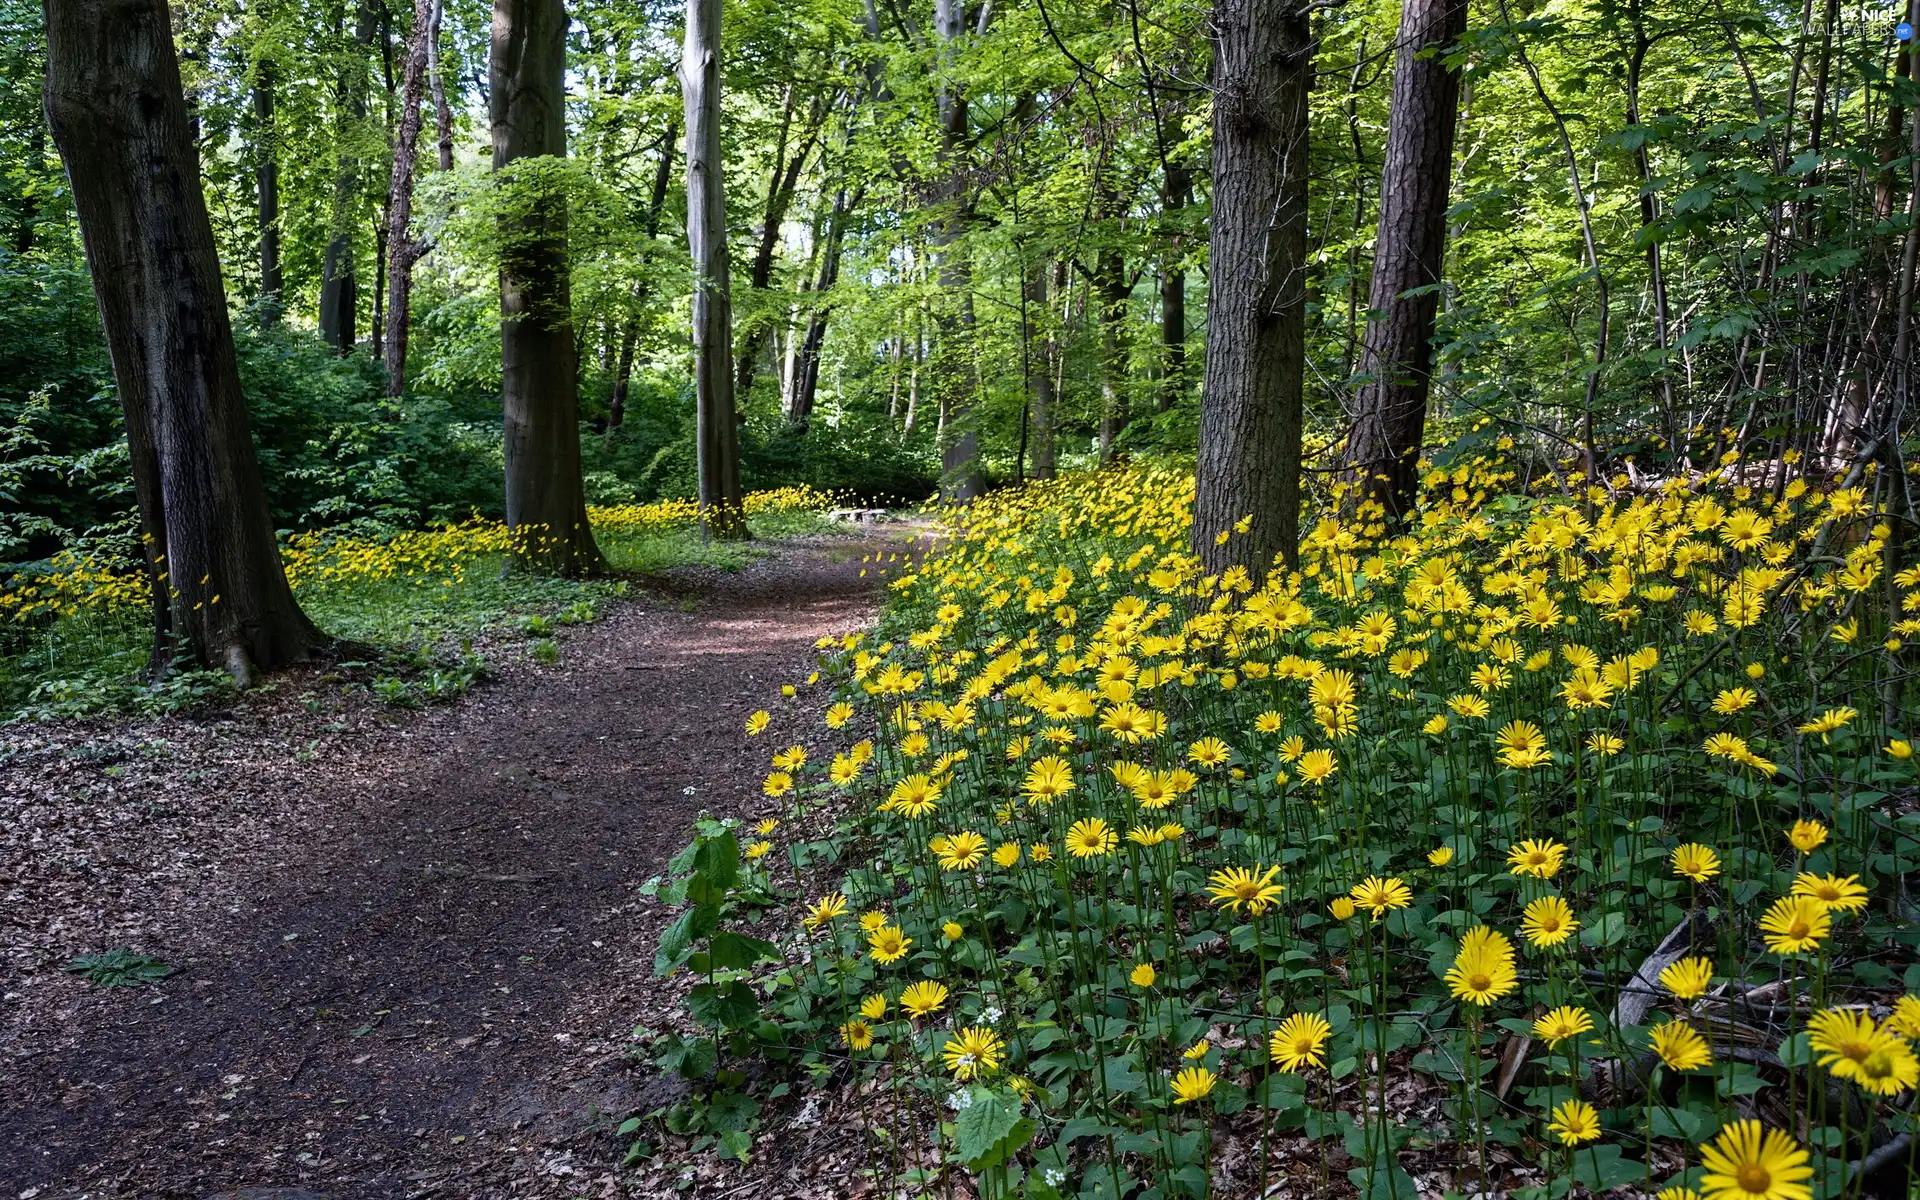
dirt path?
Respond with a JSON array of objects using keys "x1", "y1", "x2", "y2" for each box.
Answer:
[{"x1": 0, "y1": 534, "x2": 907, "y2": 1200}]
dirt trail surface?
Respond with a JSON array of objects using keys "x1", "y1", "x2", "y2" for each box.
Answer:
[{"x1": 1, "y1": 534, "x2": 911, "y2": 1200}]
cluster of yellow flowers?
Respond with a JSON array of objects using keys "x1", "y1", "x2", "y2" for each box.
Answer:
[{"x1": 734, "y1": 438, "x2": 1918, "y2": 1197}]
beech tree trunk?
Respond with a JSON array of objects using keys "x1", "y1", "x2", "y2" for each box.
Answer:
[
  {"x1": 253, "y1": 66, "x2": 283, "y2": 319},
  {"x1": 608, "y1": 119, "x2": 678, "y2": 439},
  {"x1": 1096, "y1": 246, "x2": 1131, "y2": 461},
  {"x1": 429, "y1": 0, "x2": 453, "y2": 171},
  {"x1": 787, "y1": 183, "x2": 862, "y2": 434},
  {"x1": 735, "y1": 90, "x2": 824, "y2": 403},
  {"x1": 491, "y1": 0, "x2": 605, "y2": 572},
  {"x1": 1158, "y1": 161, "x2": 1190, "y2": 411},
  {"x1": 1342, "y1": 0, "x2": 1467, "y2": 521},
  {"x1": 1192, "y1": 0, "x2": 1311, "y2": 577},
  {"x1": 44, "y1": 0, "x2": 325, "y2": 681},
  {"x1": 1026, "y1": 258, "x2": 1057, "y2": 480},
  {"x1": 381, "y1": 0, "x2": 436, "y2": 394},
  {"x1": 933, "y1": 0, "x2": 983, "y2": 500},
  {"x1": 320, "y1": 2, "x2": 374, "y2": 353},
  {"x1": 681, "y1": 0, "x2": 749, "y2": 538}
]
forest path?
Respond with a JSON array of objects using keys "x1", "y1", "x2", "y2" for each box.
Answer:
[{"x1": 1, "y1": 531, "x2": 913, "y2": 1200}]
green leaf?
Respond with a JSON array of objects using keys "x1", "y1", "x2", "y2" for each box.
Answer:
[
  {"x1": 954, "y1": 1087, "x2": 1031, "y2": 1170},
  {"x1": 687, "y1": 980, "x2": 760, "y2": 1030},
  {"x1": 1570, "y1": 1144, "x2": 1643, "y2": 1191},
  {"x1": 706, "y1": 930, "x2": 781, "y2": 971},
  {"x1": 653, "y1": 904, "x2": 720, "y2": 976},
  {"x1": 706, "y1": 1091, "x2": 761, "y2": 1134},
  {"x1": 716, "y1": 1129, "x2": 752, "y2": 1162}
]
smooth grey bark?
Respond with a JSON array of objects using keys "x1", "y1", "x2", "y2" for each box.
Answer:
[
  {"x1": 1191, "y1": 0, "x2": 1311, "y2": 577},
  {"x1": 491, "y1": 0, "x2": 604, "y2": 572},
  {"x1": 382, "y1": 0, "x2": 437, "y2": 395},
  {"x1": 1342, "y1": 0, "x2": 1467, "y2": 519},
  {"x1": 681, "y1": 0, "x2": 748, "y2": 538},
  {"x1": 44, "y1": 0, "x2": 325, "y2": 680},
  {"x1": 933, "y1": 0, "x2": 983, "y2": 499},
  {"x1": 1025, "y1": 258, "x2": 1057, "y2": 479}
]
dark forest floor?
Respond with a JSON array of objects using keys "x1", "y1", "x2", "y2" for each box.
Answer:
[{"x1": 1, "y1": 531, "x2": 912, "y2": 1200}]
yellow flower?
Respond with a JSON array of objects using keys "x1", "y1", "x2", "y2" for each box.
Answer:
[
  {"x1": 1030, "y1": 843, "x2": 1053, "y2": 863},
  {"x1": 1531, "y1": 1005, "x2": 1593, "y2": 1046},
  {"x1": 1712, "y1": 686, "x2": 1758, "y2": 714},
  {"x1": 1169, "y1": 1065, "x2": 1216, "y2": 1104},
  {"x1": 1649, "y1": 1019, "x2": 1713, "y2": 1071},
  {"x1": 772, "y1": 744, "x2": 808, "y2": 771},
  {"x1": 803, "y1": 893, "x2": 848, "y2": 931},
  {"x1": 1446, "y1": 926, "x2": 1518, "y2": 1005},
  {"x1": 942, "y1": 921, "x2": 964, "y2": 941},
  {"x1": 1297, "y1": 748, "x2": 1338, "y2": 784},
  {"x1": 992, "y1": 842, "x2": 1021, "y2": 868},
  {"x1": 899, "y1": 980, "x2": 949, "y2": 1017},
  {"x1": 1887, "y1": 994, "x2": 1920, "y2": 1038},
  {"x1": 1671, "y1": 843, "x2": 1721, "y2": 883},
  {"x1": 763, "y1": 771, "x2": 794, "y2": 797},
  {"x1": 1586, "y1": 731, "x2": 1624, "y2": 756},
  {"x1": 867, "y1": 924, "x2": 912, "y2": 964},
  {"x1": 745, "y1": 709, "x2": 771, "y2": 735},
  {"x1": 1758, "y1": 895, "x2": 1830, "y2": 954},
  {"x1": 1796, "y1": 706, "x2": 1857, "y2": 741},
  {"x1": 1787, "y1": 819, "x2": 1828, "y2": 853},
  {"x1": 1790, "y1": 872, "x2": 1869, "y2": 914},
  {"x1": 1129, "y1": 963, "x2": 1157, "y2": 988},
  {"x1": 1065, "y1": 817, "x2": 1118, "y2": 858},
  {"x1": 859, "y1": 993, "x2": 887, "y2": 1020},
  {"x1": 1697, "y1": 1119, "x2": 1812, "y2": 1200},
  {"x1": 744, "y1": 840, "x2": 773, "y2": 860},
  {"x1": 1328, "y1": 896, "x2": 1357, "y2": 920},
  {"x1": 858, "y1": 910, "x2": 888, "y2": 932},
  {"x1": 825, "y1": 701, "x2": 855, "y2": 728},
  {"x1": 941, "y1": 1026, "x2": 1005, "y2": 1080},
  {"x1": 1348, "y1": 875, "x2": 1413, "y2": 920},
  {"x1": 1889, "y1": 738, "x2": 1915, "y2": 760},
  {"x1": 1506, "y1": 838, "x2": 1568, "y2": 879},
  {"x1": 1520, "y1": 895, "x2": 1579, "y2": 948},
  {"x1": 1855, "y1": 1039, "x2": 1920, "y2": 1095},
  {"x1": 1746, "y1": 661, "x2": 1766, "y2": 679},
  {"x1": 1268, "y1": 1012, "x2": 1332, "y2": 1071},
  {"x1": 1427, "y1": 846, "x2": 1454, "y2": 866},
  {"x1": 934, "y1": 831, "x2": 988, "y2": 870},
  {"x1": 840, "y1": 1019, "x2": 874, "y2": 1050},
  {"x1": 1659, "y1": 956, "x2": 1715, "y2": 1000},
  {"x1": 1423, "y1": 714, "x2": 1449, "y2": 735},
  {"x1": 1545, "y1": 1098, "x2": 1600, "y2": 1146},
  {"x1": 888, "y1": 773, "x2": 941, "y2": 817},
  {"x1": 755, "y1": 818, "x2": 779, "y2": 835},
  {"x1": 1183, "y1": 1038, "x2": 1210, "y2": 1059},
  {"x1": 1448, "y1": 693, "x2": 1491, "y2": 719},
  {"x1": 1658, "y1": 1189, "x2": 1704, "y2": 1200},
  {"x1": 1022, "y1": 756, "x2": 1075, "y2": 803},
  {"x1": 1207, "y1": 865, "x2": 1285, "y2": 915},
  {"x1": 1188, "y1": 737, "x2": 1231, "y2": 767}
]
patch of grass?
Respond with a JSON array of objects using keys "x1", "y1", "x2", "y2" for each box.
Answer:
[{"x1": 63, "y1": 949, "x2": 177, "y2": 988}]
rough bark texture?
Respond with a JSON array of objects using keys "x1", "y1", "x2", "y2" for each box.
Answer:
[
  {"x1": 44, "y1": 0, "x2": 325, "y2": 680},
  {"x1": 252, "y1": 69, "x2": 283, "y2": 317},
  {"x1": 681, "y1": 0, "x2": 749, "y2": 538},
  {"x1": 933, "y1": 0, "x2": 983, "y2": 500},
  {"x1": 319, "y1": 2, "x2": 373, "y2": 353},
  {"x1": 1342, "y1": 0, "x2": 1466, "y2": 520},
  {"x1": 429, "y1": 0, "x2": 453, "y2": 171},
  {"x1": 1192, "y1": 0, "x2": 1311, "y2": 577},
  {"x1": 491, "y1": 0, "x2": 605, "y2": 572},
  {"x1": 1158, "y1": 161, "x2": 1190, "y2": 412},
  {"x1": 1096, "y1": 246, "x2": 1131, "y2": 461},
  {"x1": 382, "y1": 0, "x2": 437, "y2": 396}
]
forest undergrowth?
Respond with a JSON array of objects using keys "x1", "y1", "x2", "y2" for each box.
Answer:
[
  {"x1": 647, "y1": 435, "x2": 1920, "y2": 1200},
  {"x1": 0, "y1": 485, "x2": 841, "y2": 720}
]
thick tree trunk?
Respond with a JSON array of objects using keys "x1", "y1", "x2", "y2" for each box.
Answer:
[
  {"x1": 933, "y1": 0, "x2": 982, "y2": 500},
  {"x1": 491, "y1": 0, "x2": 604, "y2": 572},
  {"x1": 382, "y1": 0, "x2": 437, "y2": 395},
  {"x1": 44, "y1": 0, "x2": 325, "y2": 681},
  {"x1": 1341, "y1": 0, "x2": 1466, "y2": 521},
  {"x1": 1025, "y1": 258, "x2": 1056, "y2": 480},
  {"x1": 253, "y1": 68, "x2": 283, "y2": 319},
  {"x1": 1158, "y1": 161, "x2": 1190, "y2": 411},
  {"x1": 1192, "y1": 0, "x2": 1311, "y2": 577},
  {"x1": 681, "y1": 0, "x2": 748, "y2": 538}
]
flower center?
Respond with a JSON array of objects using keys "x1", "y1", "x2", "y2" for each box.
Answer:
[
  {"x1": 1468, "y1": 973, "x2": 1492, "y2": 992},
  {"x1": 1787, "y1": 919, "x2": 1809, "y2": 938},
  {"x1": 1842, "y1": 1040, "x2": 1871, "y2": 1063},
  {"x1": 1736, "y1": 1164, "x2": 1770, "y2": 1194}
]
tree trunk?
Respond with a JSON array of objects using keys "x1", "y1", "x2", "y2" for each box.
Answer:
[
  {"x1": 608, "y1": 118, "x2": 679, "y2": 440},
  {"x1": 1341, "y1": 0, "x2": 1467, "y2": 521},
  {"x1": 429, "y1": 0, "x2": 453, "y2": 170},
  {"x1": 735, "y1": 89, "x2": 823, "y2": 403},
  {"x1": 320, "y1": 2, "x2": 374, "y2": 353},
  {"x1": 933, "y1": 0, "x2": 982, "y2": 500},
  {"x1": 1192, "y1": 0, "x2": 1311, "y2": 577},
  {"x1": 44, "y1": 0, "x2": 325, "y2": 681},
  {"x1": 1158, "y1": 160, "x2": 1190, "y2": 411},
  {"x1": 787, "y1": 183, "x2": 861, "y2": 434},
  {"x1": 681, "y1": 0, "x2": 748, "y2": 538},
  {"x1": 1026, "y1": 258, "x2": 1056, "y2": 479},
  {"x1": 492, "y1": 0, "x2": 604, "y2": 572},
  {"x1": 1097, "y1": 247, "x2": 1131, "y2": 460},
  {"x1": 253, "y1": 66, "x2": 283, "y2": 319},
  {"x1": 382, "y1": 0, "x2": 437, "y2": 395}
]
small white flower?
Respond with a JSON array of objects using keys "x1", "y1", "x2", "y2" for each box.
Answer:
[
  {"x1": 946, "y1": 1089, "x2": 973, "y2": 1111},
  {"x1": 682, "y1": 785, "x2": 698, "y2": 795},
  {"x1": 1044, "y1": 1167, "x2": 1066, "y2": 1185},
  {"x1": 981, "y1": 1005, "x2": 1003, "y2": 1024}
]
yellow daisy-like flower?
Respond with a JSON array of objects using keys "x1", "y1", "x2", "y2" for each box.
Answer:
[
  {"x1": 1427, "y1": 846, "x2": 1454, "y2": 866},
  {"x1": 1507, "y1": 838, "x2": 1568, "y2": 879},
  {"x1": 858, "y1": 910, "x2": 888, "y2": 933},
  {"x1": 763, "y1": 771, "x2": 794, "y2": 797},
  {"x1": 899, "y1": 980, "x2": 949, "y2": 1017},
  {"x1": 1520, "y1": 895, "x2": 1579, "y2": 948},
  {"x1": 745, "y1": 709, "x2": 771, "y2": 735},
  {"x1": 888, "y1": 773, "x2": 941, "y2": 817},
  {"x1": 1659, "y1": 955, "x2": 1715, "y2": 1000},
  {"x1": 1446, "y1": 926, "x2": 1518, "y2": 1006},
  {"x1": 744, "y1": 840, "x2": 773, "y2": 860},
  {"x1": 1182, "y1": 1038, "x2": 1210, "y2": 1059},
  {"x1": 771, "y1": 745, "x2": 807, "y2": 771},
  {"x1": 942, "y1": 921, "x2": 964, "y2": 941},
  {"x1": 1329, "y1": 897, "x2": 1357, "y2": 920},
  {"x1": 1348, "y1": 876, "x2": 1413, "y2": 920},
  {"x1": 1268, "y1": 1012, "x2": 1332, "y2": 1071},
  {"x1": 1098, "y1": 702, "x2": 1164, "y2": 743},
  {"x1": 1670, "y1": 843, "x2": 1722, "y2": 883},
  {"x1": 1712, "y1": 686, "x2": 1758, "y2": 714},
  {"x1": 1545, "y1": 1098, "x2": 1600, "y2": 1146},
  {"x1": 1531, "y1": 1005, "x2": 1593, "y2": 1046},
  {"x1": 867, "y1": 924, "x2": 912, "y2": 964},
  {"x1": 1129, "y1": 963, "x2": 1157, "y2": 988},
  {"x1": 1064, "y1": 817, "x2": 1118, "y2": 858},
  {"x1": 1448, "y1": 693, "x2": 1491, "y2": 719},
  {"x1": 1649, "y1": 1019, "x2": 1713, "y2": 1071},
  {"x1": 1188, "y1": 737, "x2": 1231, "y2": 767},
  {"x1": 1790, "y1": 871, "x2": 1869, "y2": 913},
  {"x1": 1030, "y1": 843, "x2": 1053, "y2": 863},
  {"x1": 859, "y1": 993, "x2": 887, "y2": 1020},
  {"x1": 1758, "y1": 895, "x2": 1830, "y2": 954},
  {"x1": 1297, "y1": 748, "x2": 1338, "y2": 784},
  {"x1": 991, "y1": 842, "x2": 1021, "y2": 868},
  {"x1": 802, "y1": 892, "x2": 848, "y2": 931},
  {"x1": 1586, "y1": 731, "x2": 1624, "y2": 756},
  {"x1": 1658, "y1": 1189, "x2": 1704, "y2": 1200},
  {"x1": 1423, "y1": 714, "x2": 1450, "y2": 735},
  {"x1": 840, "y1": 1019, "x2": 874, "y2": 1050},
  {"x1": 1207, "y1": 865, "x2": 1285, "y2": 915},
  {"x1": 1697, "y1": 1119, "x2": 1812, "y2": 1200},
  {"x1": 1169, "y1": 1065, "x2": 1216, "y2": 1104},
  {"x1": 933, "y1": 831, "x2": 988, "y2": 870},
  {"x1": 1797, "y1": 706, "x2": 1857, "y2": 741},
  {"x1": 824, "y1": 701, "x2": 855, "y2": 728},
  {"x1": 755, "y1": 818, "x2": 779, "y2": 836},
  {"x1": 1804, "y1": 1008, "x2": 1904, "y2": 1085},
  {"x1": 1786, "y1": 819, "x2": 1828, "y2": 853},
  {"x1": 941, "y1": 1025, "x2": 1005, "y2": 1080},
  {"x1": 1022, "y1": 756, "x2": 1075, "y2": 804},
  {"x1": 1887, "y1": 994, "x2": 1920, "y2": 1038}
]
